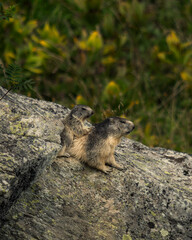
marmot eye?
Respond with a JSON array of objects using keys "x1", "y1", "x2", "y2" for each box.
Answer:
[
  {"x1": 120, "y1": 120, "x2": 126, "y2": 124},
  {"x1": 82, "y1": 107, "x2": 87, "y2": 110}
]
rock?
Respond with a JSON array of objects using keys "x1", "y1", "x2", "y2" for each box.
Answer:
[
  {"x1": 0, "y1": 87, "x2": 192, "y2": 240},
  {"x1": 0, "y1": 86, "x2": 68, "y2": 222}
]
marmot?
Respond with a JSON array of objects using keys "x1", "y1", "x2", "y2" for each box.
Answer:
[
  {"x1": 68, "y1": 117, "x2": 135, "y2": 173},
  {"x1": 57, "y1": 105, "x2": 94, "y2": 157}
]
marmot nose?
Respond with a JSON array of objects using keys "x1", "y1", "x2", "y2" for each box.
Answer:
[
  {"x1": 132, "y1": 124, "x2": 135, "y2": 130},
  {"x1": 91, "y1": 110, "x2": 94, "y2": 115}
]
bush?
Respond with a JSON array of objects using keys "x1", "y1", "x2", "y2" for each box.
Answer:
[{"x1": 0, "y1": 0, "x2": 191, "y2": 153}]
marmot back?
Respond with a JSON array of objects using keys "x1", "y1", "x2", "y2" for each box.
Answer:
[
  {"x1": 58, "y1": 105, "x2": 94, "y2": 157},
  {"x1": 69, "y1": 117, "x2": 135, "y2": 173}
]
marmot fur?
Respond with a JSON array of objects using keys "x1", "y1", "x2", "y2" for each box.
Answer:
[
  {"x1": 58, "y1": 105, "x2": 94, "y2": 157},
  {"x1": 68, "y1": 117, "x2": 135, "y2": 173}
]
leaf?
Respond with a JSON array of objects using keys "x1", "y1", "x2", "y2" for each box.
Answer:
[
  {"x1": 0, "y1": 4, "x2": 16, "y2": 21},
  {"x1": 25, "y1": 66, "x2": 43, "y2": 74},
  {"x1": 119, "y1": 2, "x2": 130, "y2": 17},
  {"x1": 21, "y1": 79, "x2": 34, "y2": 90},
  {"x1": 87, "y1": 31, "x2": 103, "y2": 51},
  {"x1": 0, "y1": 3, "x2": 3, "y2": 12},
  {"x1": 102, "y1": 13, "x2": 115, "y2": 35},
  {"x1": 181, "y1": 41, "x2": 192, "y2": 49},
  {"x1": 38, "y1": 22, "x2": 65, "y2": 43},
  {"x1": 103, "y1": 43, "x2": 116, "y2": 54},
  {"x1": 101, "y1": 56, "x2": 116, "y2": 65},
  {"x1": 5, "y1": 63, "x2": 34, "y2": 90},
  {"x1": 5, "y1": 64, "x2": 22, "y2": 86},
  {"x1": 183, "y1": 50, "x2": 192, "y2": 65},
  {"x1": 4, "y1": 51, "x2": 15, "y2": 64}
]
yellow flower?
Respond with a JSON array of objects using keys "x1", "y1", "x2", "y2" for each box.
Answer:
[
  {"x1": 166, "y1": 31, "x2": 180, "y2": 46},
  {"x1": 44, "y1": 22, "x2": 50, "y2": 32},
  {"x1": 180, "y1": 71, "x2": 192, "y2": 82},
  {"x1": 76, "y1": 41, "x2": 88, "y2": 50},
  {"x1": 76, "y1": 95, "x2": 87, "y2": 105},
  {"x1": 87, "y1": 31, "x2": 103, "y2": 51},
  {"x1": 105, "y1": 81, "x2": 120, "y2": 96},
  {"x1": 39, "y1": 40, "x2": 49, "y2": 48},
  {"x1": 88, "y1": 31, "x2": 99, "y2": 42},
  {"x1": 157, "y1": 52, "x2": 166, "y2": 60}
]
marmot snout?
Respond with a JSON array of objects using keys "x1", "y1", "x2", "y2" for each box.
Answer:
[
  {"x1": 70, "y1": 105, "x2": 94, "y2": 121},
  {"x1": 97, "y1": 117, "x2": 135, "y2": 137}
]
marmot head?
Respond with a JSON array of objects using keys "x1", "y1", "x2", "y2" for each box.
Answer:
[
  {"x1": 70, "y1": 105, "x2": 94, "y2": 120},
  {"x1": 99, "y1": 117, "x2": 135, "y2": 138}
]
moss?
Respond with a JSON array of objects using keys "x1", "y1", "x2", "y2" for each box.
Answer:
[
  {"x1": 0, "y1": 184, "x2": 8, "y2": 194},
  {"x1": 150, "y1": 210, "x2": 157, "y2": 217},
  {"x1": 98, "y1": 230, "x2": 109, "y2": 238},
  {"x1": 180, "y1": 186, "x2": 192, "y2": 193},
  {"x1": 12, "y1": 214, "x2": 19, "y2": 220},
  {"x1": 0, "y1": 154, "x2": 17, "y2": 172},
  {"x1": 30, "y1": 141, "x2": 42, "y2": 151},
  {"x1": 122, "y1": 233, "x2": 132, "y2": 240},
  {"x1": 129, "y1": 153, "x2": 143, "y2": 160},
  {"x1": 150, "y1": 232, "x2": 163, "y2": 240},
  {"x1": 160, "y1": 229, "x2": 169, "y2": 237},
  {"x1": 99, "y1": 220, "x2": 118, "y2": 230},
  {"x1": 51, "y1": 219, "x2": 56, "y2": 225},
  {"x1": 9, "y1": 114, "x2": 22, "y2": 122},
  {"x1": 9, "y1": 121, "x2": 28, "y2": 136}
]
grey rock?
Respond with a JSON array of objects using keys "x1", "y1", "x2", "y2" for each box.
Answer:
[
  {"x1": 0, "y1": 86, "x2": 68, "y2": 222},
  {"x1": 0, "y1": 87, "x2": 192, "y2": 240}
]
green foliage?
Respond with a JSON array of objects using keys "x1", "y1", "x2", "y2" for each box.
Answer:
[
  {"x1": 0, "y1": 0, "x2": 192, "y2": 153},
  {"x1": 0, "y1": 3, "x2": 16, "y2": 20},
  {"x1": 0, "y1": 63, "x2": 33, "y2": 100},
  {"x1": 5, "y1": 63, "x2": 33, "y2": 90}
]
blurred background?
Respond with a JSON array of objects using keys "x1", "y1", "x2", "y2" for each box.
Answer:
[{"x1": 0, "y1": 0, "x2": 192, "y2": 153}]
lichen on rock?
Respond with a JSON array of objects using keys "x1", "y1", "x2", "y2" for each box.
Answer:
[
  {"x1": 0, "y1": 86, "x2": 192, "y2": 240},
  {"x1": 0, "y1": 86, "x2": 67, "y2": 223}
]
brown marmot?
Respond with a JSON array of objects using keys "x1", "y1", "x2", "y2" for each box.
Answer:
[
  {"x1": 68, "y1": 117, "x2": 135, "y2": 173},
  {"x1": 57, "y1": 105, "x2": 94, "y2": 157}
]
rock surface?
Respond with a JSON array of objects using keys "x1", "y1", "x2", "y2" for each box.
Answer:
[
  {"x1": 0, "y1": 86, "x2": 68, "y2": 222},
  {"x1": 0, "y1": 87, "x2": 192, "y2": 240}
]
